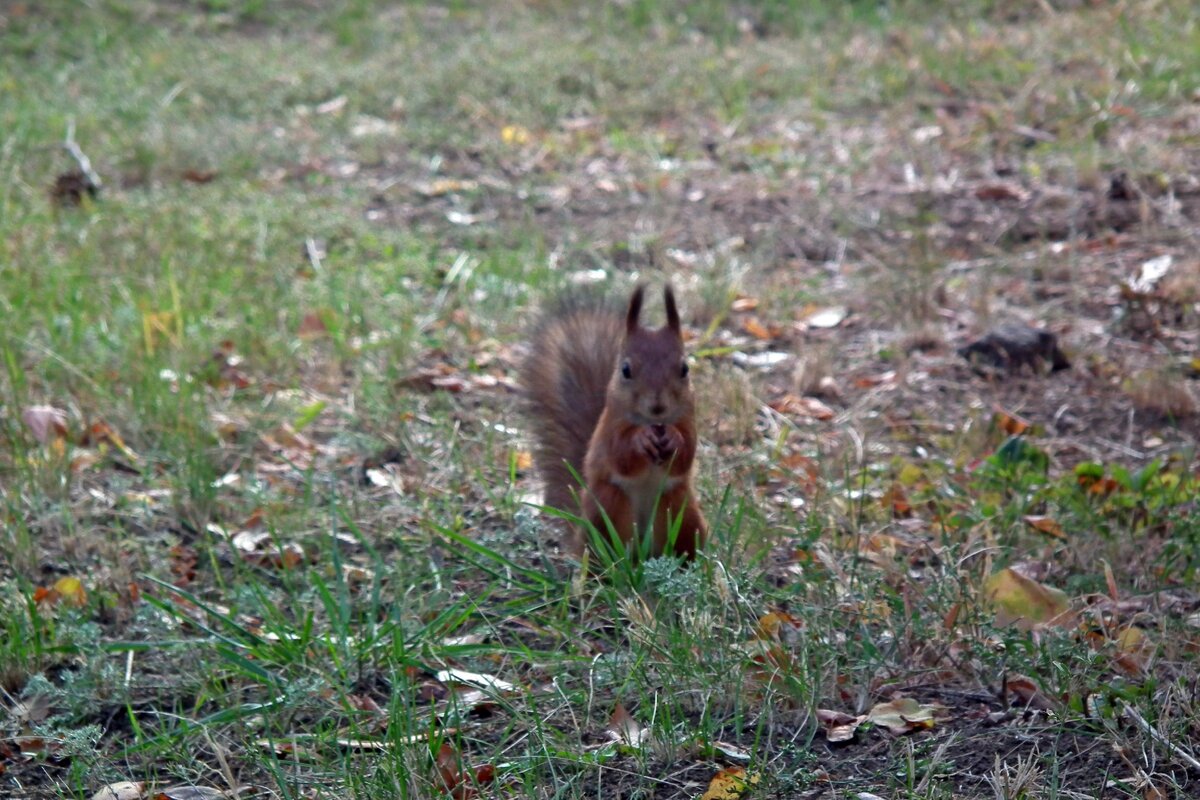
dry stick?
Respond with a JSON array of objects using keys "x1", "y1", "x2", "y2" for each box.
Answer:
[
  {"x1": 1121, "y1": 700, "x2": 1200, "y2": 772},
  {"x1": 63, "y1": 118, "x2": 102, "y2": 190}
]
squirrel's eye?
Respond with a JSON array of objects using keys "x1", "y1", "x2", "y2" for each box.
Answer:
[
  {"x1": 621, "y1": 361, "x2": 632, "y2": 380},
  {"x1": 680, "y1": 360, "x2": 689, "y2": 378}
]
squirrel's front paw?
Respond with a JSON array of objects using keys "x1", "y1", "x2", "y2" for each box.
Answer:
[
  {"x1": 634, "y1": 426, "x2": 663, "y2": 463},
  {"x1": 653, "y1": 424, "x2": 684, "y2": 463}
]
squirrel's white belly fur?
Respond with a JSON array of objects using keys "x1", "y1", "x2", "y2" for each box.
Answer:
[{"x1": 612, "y1": 467, "x2": 683, "y2": 536}]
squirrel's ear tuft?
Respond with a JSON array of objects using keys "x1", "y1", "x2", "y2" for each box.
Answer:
[
  {"x1": 663, "y1": 285, "x2": 680, "y2": 333},
  {"x1": 626, "y1": 285, "x2": 646, "y2": 334}
]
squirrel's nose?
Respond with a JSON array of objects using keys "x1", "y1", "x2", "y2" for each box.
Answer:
[{"x1": 650, "y1": 403, "x2": 666, "y2": 417}]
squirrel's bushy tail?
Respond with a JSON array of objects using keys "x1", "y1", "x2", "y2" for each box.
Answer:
[{"x1": 521, "y1": 294, "x2": 623, "y2": 513}]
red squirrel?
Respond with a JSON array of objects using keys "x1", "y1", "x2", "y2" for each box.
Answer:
[{"x1": 522, "y1": 285, "x2": 707, "y2": 558}]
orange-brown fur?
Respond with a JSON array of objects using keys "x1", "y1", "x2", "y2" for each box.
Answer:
[{"x1": 522, "y1": 286, "x2": 707, "y2": 558}]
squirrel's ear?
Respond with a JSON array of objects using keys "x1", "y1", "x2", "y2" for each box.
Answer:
[
  {"x1": 663, "y1": 285, "x2": 681, "y2": 334},
  {"x1": 626, "y1": 285, "x2": 646, "y2": 334}
]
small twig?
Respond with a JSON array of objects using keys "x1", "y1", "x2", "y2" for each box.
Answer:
[
  {"x1": 63, "y1": 117, "x2": 102, "y2": 190},
  {"x1": 304, "y1": 237, "x2": 324, "y2": 274},
  {"x1": 1121, "y1": 700, "x2": 1200, "y2": 772},
  {"x1": 1096, "y1": 436, "x2": 1144, "y2": 459}
]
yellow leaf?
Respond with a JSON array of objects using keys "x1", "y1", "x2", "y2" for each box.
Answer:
[
  {"x1": 701, "y1": 767, "x2": 760, "y2": 800},
  {"x1": 512, "y1": 450, "x2": 533, "y2": 471},
  {"x1": 54, "y1": 576, "x2": 87, "y2": 607},
  {"x1": 754, "y1": 611, "x2": 804, "y2": 642},
  {"x1": 897, "y1": 462, "x2": 923, "y2": 486},
  {"x1": 984, "y1": 567, "x2": 1070, "y2": 629},
  {"x1": 501, "y1": 124, "x2": 530, "y2": 145}
]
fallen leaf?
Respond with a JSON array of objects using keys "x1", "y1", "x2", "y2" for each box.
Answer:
[
  {"x1": 1128, "y1": 254, "x2": 1172, "y2": 295},
  {"x1": 711, "y1": 741, "x2": 752, "y2": 762},
  {"x1": 816, "y1": 708, "x2": 865, "y2": 742},
  {"x1": 181, "y1": 169, "x2": 218, "y2": 184},
  {"x1": 231, "y1": 531, "x2": 306, "y2": 570},
  {"x1": 11, "y1": 693, "x2": 52, "y2": 725},
  {"x1": 1113, "y1": 625, "x2": 1151, "y2": 676},
  {"x1": 1022, "y1": 515, "x2": 1067, "y2": 540},
  {"x1": 501, "y1": 124, "x2": 531, "y2": 145},
  {"x1": 880, "y1": 484, "x2": 912, "y2": 517},
  {"x1": 974, "y1": 182, "x2": 1029, "y2": 202},
  {"x1": 91, "y1": 783, "x2": 146, "y2": 800},
  {"x1": 81, "y1": 421, "x2": 139, "y2": 462},
  {"x1": 755, "y1": 611, "x2": 805, "y2": 643},
  {"x1": 741, "y1": 317, "x2": 777, "y2": 341},
  {"x1": 804, "y1": 306, "x2": 847, "y2": 328},
  {"x1": 770, "y1": 394, "x2": 835, "y2": 421},
  {"x1": 607, "y1": 703, "x2": 647, "y2": 747},
  {"x1": 866, "y1": 697, "x2": 938, "y2": 733},
  {"x1": 315, "y1": 95, "x2": 347, "y2": 115},
  {"x1": 731, "y1": 350, "x2": 789, "y2": 369},
  {"x1": 1004, "y1": 674, "x2": 1055, "y2": 710},
  {"x1": 853, "y1": 370, "x2": 897, "y2": 389},
  {"x1": 54, "y1": 576, "x2": 87, "y2": 607},
  {"x1": 731, "y1": 296, "x2": 759, "y2": 312},
  {"x1": 153, "y1": 787, "x2": 229, "y2": 800},
  {"x1": 701, "y1": 767, "x2": 760, "y2": 800},
  {"x1": 435, "y1": 669, "x2": 516, "y2": 694},
  {"x1": 984, "y1": 567, "x2": 1071, "y2": 629},
  {"x1": 21, "y1": 405, "x2": 69, "y2": 444},
  {"x1": 298, "y1": 311, "x2": 329, "y2": 338},
  {"x1": 993, "y1": 407, "x2": 1031, "y2": 436}
]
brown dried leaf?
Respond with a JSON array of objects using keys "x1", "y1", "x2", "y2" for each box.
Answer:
[
  {"x1": 974, "y1": 182, "x2": 1029, "y2": 202},
  {"x1": 81, "y1": 421, "x2": 139, "y2": 462},
  {"x1": 21, "y1": 405, "x2": 69, "y2": 444},
  {"x1": 1005, "y1": 674, "x2": 1055, "y2": 710},
  {"x1": 770, "y1": 394, "x2": 835, "y2": 421},
  {"x1": 607, "y1": 703, "x2": 647, "y2": 747},
  {"x1": 153, "y1": 788, "x2": 229, "y2": 800},
  {"x1": 181, "y1": 169, "x2": 218, "y2": 184},
  {"x1": 993, "y1": 407, "x2": 1031, "y2": 436},
  {"x1": 816, "y1": 708, "x2": 865, "y2": 742},
  {"x1": 1022, "y1": 515, "x2": 1067, "y2": 540},
  {"x1": 741, "y1": 317, "x2": 777, "y2": 341},
  {"x1": 298, "y1": 311, "x2": 329, "y2": 338},
  {"x1": 754, "y1": 611, "x2": 805, "y2": 643},
  {"x1": 881, "y1": 484, "x2": 912, "y2": 517}
]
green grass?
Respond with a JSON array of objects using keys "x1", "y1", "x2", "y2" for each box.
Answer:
[{"x1": 2, "y1": 1, "x2": 1200, "y2": 798}]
